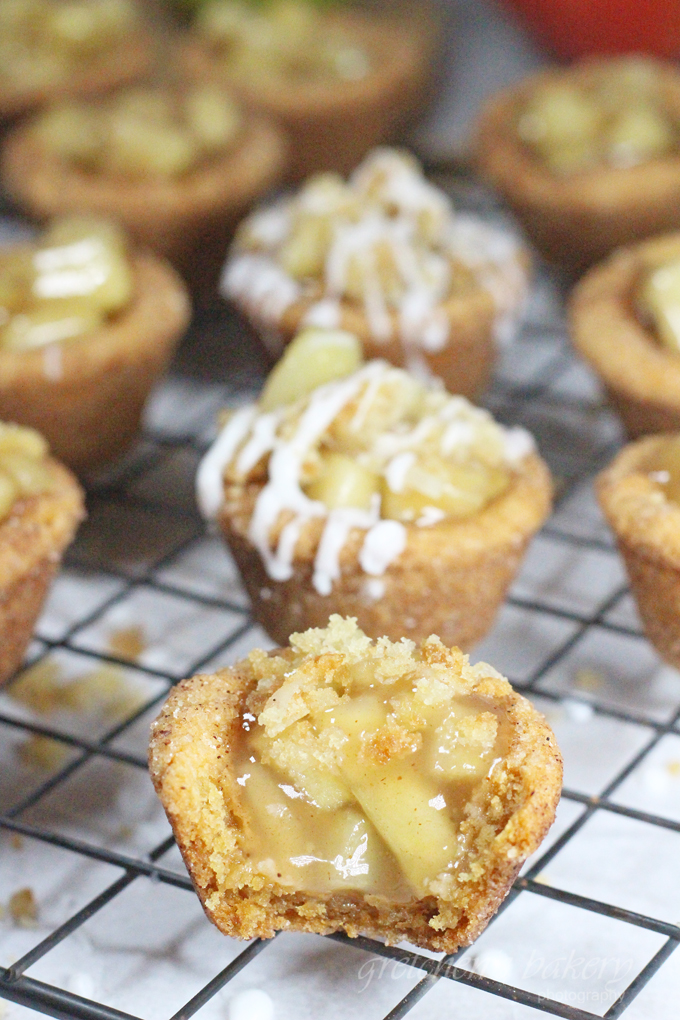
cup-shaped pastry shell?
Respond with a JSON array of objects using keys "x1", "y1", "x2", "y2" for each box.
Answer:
[
  {"x1": 0, "y1": 459, "x2": 83, "y2": 684},
  {"x1": 598, "y1": 435, "x2": 680, "y2": 669},
  {"x1": 0, "y1": 35, "x2": 152, "y2": 122},
  {"x1": 570, "y1": 232, "x2": 680, "y2": 438},
  {"x1": 217, "y1": 452, "x2": 552, "y2": 648},
  {"x1": 0, "y1": 253, "x2": 190, "y2": 473},
  {"x1": 1, "y1": 116, "x2": 287, "y2": 290},
  {"x1": 149, "y1": 646, "x2": 563, "y2": 951},
  {"x1": 180, "y1": 11, "x2": 433, "y2": 181},
  {"x1": 474, "y1": 60, "x2": 680, "y2": 274}
]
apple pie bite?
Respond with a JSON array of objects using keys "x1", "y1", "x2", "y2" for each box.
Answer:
[
  {"x1": 0, "y1": 0, "x2": 151, "y2": 121},
  {"x1": 223, "y1": 148, "x2": 530, "y2": 399},
  {"x1": 0, "y1": 215, "x2": 190, "y2": 472},
  {"x1": 149, "y1": 616, "x2": 563, "y2": 950},
  {"x1": 570, "y1": 231, "x2": 680, "y2": 438},
  {"x1": 598, "y1": 434, "x2": 680, "y2": 671},
  {"x1": 196, "y1": 328, "x2": 552, "y2": 648},
  {"x1": 180, "y1": 0, "x2": 433, "y2": 181},
  {"x1": 475, "y1": 57, "x2": 680, "y2": 273},
  {"x1": 0, "y1": 83, "x2": 286, "y2": 289},
  {"x1": 0, "y1": 422, "x2": 83, "y2": 684}
]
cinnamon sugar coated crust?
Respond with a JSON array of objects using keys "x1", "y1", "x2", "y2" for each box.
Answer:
[{"x1": 149, "y1": 617, "x2": 563, "y2": 952}]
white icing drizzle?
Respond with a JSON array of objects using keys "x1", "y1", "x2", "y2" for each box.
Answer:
[
  {"x1": 384, "y1": 451, "x2": 415, "y2": 494},
  {"x1": 223, "y1": 149, "x2": 528, "y2": 359},
  {"x1": 221, "y1": 253, "x2": 301, "y2": 322},
  {"x1": 196, "y1": 406, "x2": 258, "y2": 519},
  {"x1": 197, "y1": 359, "x2": 538, "y2": 594},
  {"x1": 359, "y1": 519, "x2": 407, "y2": 575}
]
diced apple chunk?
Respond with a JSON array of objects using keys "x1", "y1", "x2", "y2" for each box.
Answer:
[
  {"x1": 381, "y1": 457, "x2": 510, "y2": 523},
  {"x1": 259, "y1": 328, "x2": 363, "y2": 411},
  {"x1": 607, "y1": 106, "x2": 675, "y2": 166},
  {"x1": 639, "y1": 257, "x2": 680, "y2": 354},
  {"x1": 305, "y1": 452, "x2": 378, "y2": 510},
  {"x1": 185, "y1": 86, "x2": 241, "y2": 154},
  {"x1": 430, "y1": 710, "x2": 498, "y2": 781},
  {"x1": 1, "y1": 300, "x2": 104, "y2": 351},
  {"x1": 279, "y1": 214, "x2": 332, "y2": 279},
  {"x1": 107, "y1": 116, "x2": 197, "y2": 180}
]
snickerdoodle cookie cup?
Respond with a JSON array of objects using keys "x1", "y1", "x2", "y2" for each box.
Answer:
[
  {"x1": 180, "y1": 3, "x2": 433, "y2": 181},
  {"x1": 475, "y1": 58, "x2": 680, "y2": 274},
  {"x1": 598, "y1": 434, "x2": 680, "y2": 670},
  {"x1": 0, "y1": 424, "x2": 84, "y2": 684},
  {"x1": 197, "y1": 335, "x2": 552, "y2": 648},
  {"x1": 149, "y1": 617, "x2": 563, "y2": 951},
  {"x1": 223, "y1": 148, "x2": 529, "y2": 399},
  {"x1": 570, "y1": 232, "x2": 680, "y2": 438}
]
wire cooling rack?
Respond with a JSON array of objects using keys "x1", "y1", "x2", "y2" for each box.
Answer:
[{"x1": 1, "y1": 174, "x2": 680, "y2": 1020}]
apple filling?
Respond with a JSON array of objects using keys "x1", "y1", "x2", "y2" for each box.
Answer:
[
  {"x1": 195, "y1": 0, "x2": 371, "y2": 84},
  {"x1": 234, "y1": 616, "x2": 507, "y2": 898},
  {"x1": 640, "y1": 435, "x2": 680, "y2": 505},
  {"x1": 33, "y1": 85, "x2": 242, "y2": 181},
  {"x1": 0, "y1": 216, "x2": 133, "y2": 353},
  {"x1": 0, "y1": 422, "x2": 53, "y2": 522},
  {"x1": 517, "y1": 59, "x2": 678, "y2": 176},
  {"x1": 637, "y1": 257, "x2": 680, "y2": 356},
  {"x1": 0, "y1": 0, "x2": 137, "y2": 91}
]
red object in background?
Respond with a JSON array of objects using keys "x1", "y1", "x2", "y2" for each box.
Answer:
[{"x1": 503, "y1": 0, "x2": 680, "y2": 60}]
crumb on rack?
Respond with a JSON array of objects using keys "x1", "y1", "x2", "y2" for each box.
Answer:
[
  {"x1": 107, "y1": 625, "x2": 146, "y2": 662},
  {"x1": 574, "y1": 667, "x2": 604, "y2": 692},
  {"x1": 17, "y1": 734, "x2": 70, "y2": 771},
  {"x1": 9, "y1": 658, "x2": 144, "y2": 723},
  {"x1": 9, "y1": 887, "x2": 38, "y2": 928}
]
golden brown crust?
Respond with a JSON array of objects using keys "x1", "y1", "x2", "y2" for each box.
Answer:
[
  {"x1": 180, "y1": 11, "x2": 433, "y2": 181},
  {"x1": 598, "y1": 435, "x2": 680, "y2": 667},
  {"x1": 0, "y1": 35, "x2": 152, "y2": 122},
  {"x1": 0, "y1": 253, "x2": 190, "y2": 473},
  {"x1": 0, "y1": 459, "x2": 84, "y2": 683},
  {"x1": 0, "y1": 115, "x2": 287, "y2": 289},
  {"x1": 148, "y1": 642, "x2": 562, "y2": 952},
  {"x1": 218, "y1": 453, "x2": 552, "y2": 648},
  {"x1": 570, "y1": 232, "x2": 680, "y2": 438},
  {"x1": 474, "y1": 59, "x2": 680, "y2": 274}
]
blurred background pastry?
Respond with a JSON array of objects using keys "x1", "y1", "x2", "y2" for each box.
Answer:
[{"x1": 0, "y1": 215, "x2": 190, "y2": 472}]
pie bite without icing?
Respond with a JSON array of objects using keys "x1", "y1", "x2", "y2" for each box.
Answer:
[
  {"x1": 223, "y1": 148, "x2": 529, "y2": 399},
  {"x1": 598, "y1": 434, "x2": 680, "y2": 670},
  {"x1": 196, "y1": 328, "x2": 552, "y2": 648},
  {"x1": 0, "y1": 83, "x2": 286, "y2": 289},
  {"x1": 475, "y1": 57, "x2": 680, "y2": 273},
  {"x1": 0, "y1": 215, "x2": 190, "y2": 472},
  {"x1": 180, "y1": 0, "x2": 433, "y2": 180},
  {"x1": 149, "y1": 616, "x2": 563, "y2": 951},
  {"x1": 0, "y1": 0, "x2": 151, "y2": 121},
  {"x1": 0, "y1": 422, "x2": 83, "y2": 684},
  {"x1": 570, "y1": 231, "x2": 680, "y2": 438}
]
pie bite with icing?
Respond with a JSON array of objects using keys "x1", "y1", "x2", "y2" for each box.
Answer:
[
  {"x1": 223, "y1": 148, "x2": 529, "y2": 399},
  {"x1": 475, "y1": 57, "x2": 680, "y2": 273},
  {"x1": 598, "y1": 434, "x2": 680, "y2": 670},
  {"x1": 0, "y1": 0, "x2": 151, "y2": 121},
  {"x1": 0, "y1": 215, "x2": 190, "y2": 472},
  {"x1": 196, "y1": 327, "x2": 552, "y2": 648},
  {"x1": 0, "y1": 83, "x2": 286, "y2": 289},
  {"x1": 0, "y1": 422, "x2": 83, "y2": 684},
  {"x1": 180, "y1": 0, "x2": 433, "y2": 180},
  {"x1": 570, "y1": 231, "x2": 680, "y2": 438},
  {"x1": 149, "y1": 616, "x2": 563, "y2": 950}
]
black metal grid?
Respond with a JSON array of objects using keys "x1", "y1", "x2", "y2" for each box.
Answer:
[{"x1": 1, "y1": 177, "x2": 679, "y2": 1020}]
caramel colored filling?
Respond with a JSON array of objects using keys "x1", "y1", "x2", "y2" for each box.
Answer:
[
  {"x1": 0, "y1": 216, "x2": 133, "y2": 353},
  {"x1": 517, "y1": 60, "x2": 679, "y2": 176},
  {"x1": 640, "y1": 435, "x2": 680, "y2": 504},
  {"x1": 234, "y1": 625, "x2": 506, "y2": 900}
]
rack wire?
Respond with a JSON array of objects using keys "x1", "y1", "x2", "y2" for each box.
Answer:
[{"x1": 1, "y1": 175, "x2": 679, "y2": 1020}]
